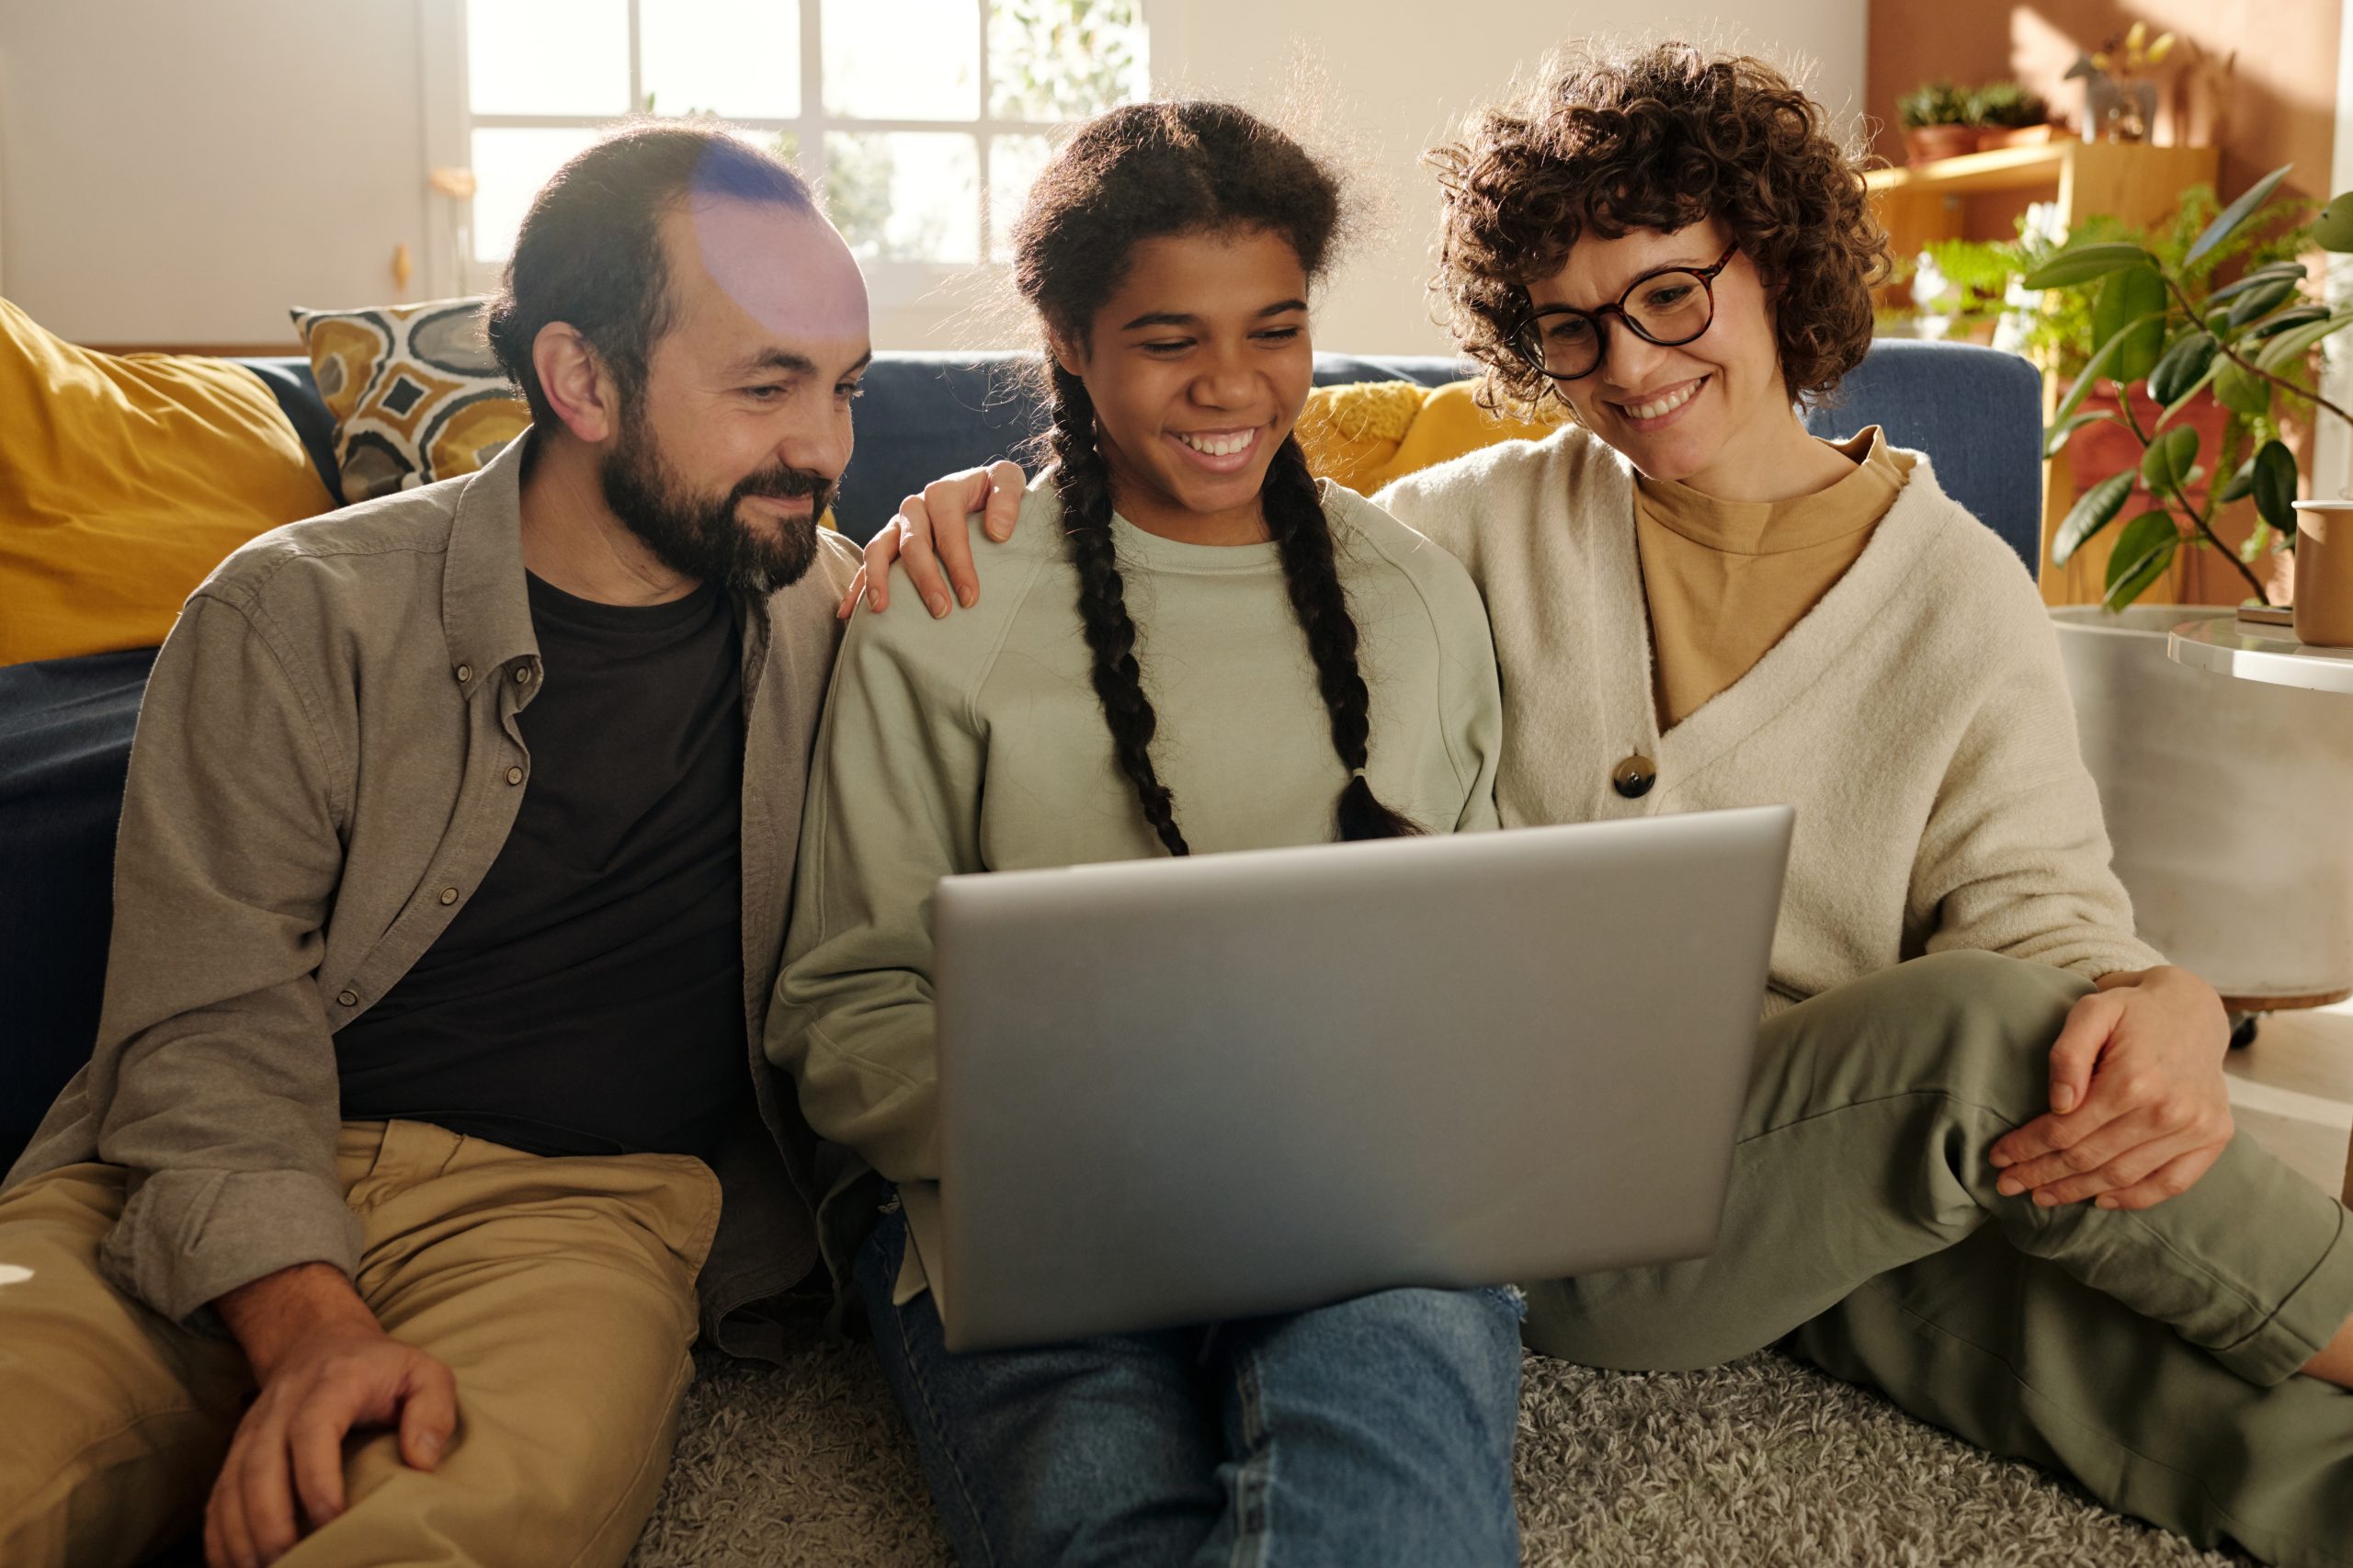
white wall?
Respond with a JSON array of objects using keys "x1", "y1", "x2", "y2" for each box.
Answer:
[
  {"x1": 0, "y1": 0, "x2": 433, "y2": 346},
  {"x1": 0, "y1": 0, "x2": 1865, "y2": 353},
  {"x1": 1147, "y1": 0, "x2": 1869, "y2": 354}
]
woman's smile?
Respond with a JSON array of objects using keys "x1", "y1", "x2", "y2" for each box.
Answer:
[{"x1": 1605, "y1": 374, "x2": 1711, "y2": 433}]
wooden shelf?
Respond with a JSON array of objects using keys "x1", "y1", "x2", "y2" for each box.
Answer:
[
  {"x1": 1865, "y1": 142, "x2": 2072, "y2": 198},
  {"x1": 1867, "y1": 138, "x2": 2223, "y2": 608}
]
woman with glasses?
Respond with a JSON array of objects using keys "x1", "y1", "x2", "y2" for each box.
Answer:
[{"x1": 856, "y1": 44, "x2": 2353, "y2": 1563}]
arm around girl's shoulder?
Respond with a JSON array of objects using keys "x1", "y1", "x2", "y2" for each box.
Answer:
[{"x1": 1328, "y1": 488, "x2": 1505, "y2": 834}]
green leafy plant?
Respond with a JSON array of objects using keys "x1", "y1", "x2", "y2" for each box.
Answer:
[
  {"x1": 1896, "y1": 80, "x2": 1972, "y2": 130},
  {"x1": 1912, "y1": 186, "x2": 2306, "y2": 381},
  {"x1": 2028, "y1": 165, "x2": 2353, "y2": 608},
  {"x1": 1967, "y1": 81, "x2": 2048, "y2": 129}
]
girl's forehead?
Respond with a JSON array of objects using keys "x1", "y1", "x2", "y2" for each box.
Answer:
[{"x1": 1101, "y1": 230, "x2": 1308, "y2": 301}]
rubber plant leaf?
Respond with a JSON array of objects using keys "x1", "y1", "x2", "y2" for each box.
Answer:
[
  {"x1": 2021, "y1": 242, "x2": 2162, "y2": 290},
  {"x1": 2094, "y1": 266, "x2": 2170, "y2": 381},
  {"x1": 2052, "y1": 469, "x2": 2138, "y2": 565},
  {"x1": 2050, "y1": 311, "x2": 2167, "y2": 429},
  {"x1": 2226, "y1": 279, "x2": 2302, "y2": 330},
  {"x1": 2256, "y1": 310, "x2": 2353, "y2": 372},
  {"x1": 2251, "y1": 439, "x2": 2301, "y2": 533},
  {"x1": 2138, "y1": 426, "x2": 2200, "y2": 499},
  {"x1": 2213, "y1": 358, "x2": 2273, "y2": 417},
  {"x1": 2206, "y1": 261, "x2": 2307, "y2": 306},
  {"x1": 2313, "y1": 192, "x2": 2353, "y2": 252},
  {"x1": 2185, "y1": 165, "x2": 2293, "y2": 268},
  {"x1": 2146, "y1": 332, "x2": 2216, "y2": 406},
  {"x1": 2103, "y1": 510, "x2": 2179, "y2": 609}
]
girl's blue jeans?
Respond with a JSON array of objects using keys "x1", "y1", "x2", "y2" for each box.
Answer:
[{"x1": 854, "y1": 1208, "x2": 1525, "y2": 1568}]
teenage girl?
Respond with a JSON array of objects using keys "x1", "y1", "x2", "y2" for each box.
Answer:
[
  {"x1": 767, "y1": 103, "x2": 1519, "y2": 1565},
  {"x1": 856, "y1": 49, "x2": 2353, "y2": 1566}
]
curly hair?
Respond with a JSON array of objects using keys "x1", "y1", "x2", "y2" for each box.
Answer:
[
  {"x1": 1427, "y1": 42, "x2": 1890, "y2": 413},
  {"x1": 1011, "y1": 102, "x2": 1419, "y2": 853}
]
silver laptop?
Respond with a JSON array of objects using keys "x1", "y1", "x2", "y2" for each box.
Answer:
[{"x1": 929, "y1": 805, "x2": 1793, "y2": 1353}]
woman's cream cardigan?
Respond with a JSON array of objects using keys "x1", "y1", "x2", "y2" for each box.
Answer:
[{"x1": 1375, "y1": 424, "x2": 2163, "y2": 1012}]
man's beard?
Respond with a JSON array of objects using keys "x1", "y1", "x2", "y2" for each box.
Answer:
[{"x1": 598, "y1": 420, "x2": 832, "y2": 597}]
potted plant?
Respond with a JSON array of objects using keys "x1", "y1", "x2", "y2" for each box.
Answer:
[
  {"x1": 2026, "y1": 166, "x2": 2353, "y2": 1009},
  {"x1": 2029, "y1": 167, "x2": 2336, "y2": 609},
  {"x1": 1969, "y1": 82, "x2": 2052, "y2": 152},
  {"x1": 1896, "y1": 80, "x2": 1977, "y2": 165}
]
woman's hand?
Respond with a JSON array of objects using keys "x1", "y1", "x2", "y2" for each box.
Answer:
[
  {"x1": 1986, "y1": 965, "x2": 2234, "y2": 1211},
  {"x1": 838, "y1": 460, "x2": 1029, "y2": 619}
]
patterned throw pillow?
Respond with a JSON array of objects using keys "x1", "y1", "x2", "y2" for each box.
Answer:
[{"x1": 290, "y1": 298, "x2": 530, "y2": 505}]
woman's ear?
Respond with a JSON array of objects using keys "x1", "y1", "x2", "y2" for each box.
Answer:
[{"x1": 1048, "y1": 329, "x2": 1086, "y2": 380}]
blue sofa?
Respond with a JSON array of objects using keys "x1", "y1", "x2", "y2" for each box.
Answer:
[{"x1": 0, "y1": 340, "x2": 2041, "y2": 1164}]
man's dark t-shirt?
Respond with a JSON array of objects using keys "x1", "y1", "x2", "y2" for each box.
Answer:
[{"x1": 335, "y1": 572, "x2": 748, "y2": 1159}]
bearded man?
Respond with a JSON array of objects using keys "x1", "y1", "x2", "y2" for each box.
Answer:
[{"x1": 0, "y1": 123, "x2": 869, "y2": 1568}]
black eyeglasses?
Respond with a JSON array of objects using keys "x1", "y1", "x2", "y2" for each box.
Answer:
[{"x1": 1515, "y1": 242, "x2": 1740, "y2": 382}]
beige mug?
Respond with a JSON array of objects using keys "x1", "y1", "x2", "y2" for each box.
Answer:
[{"x1": 2290, "y1": 500, "x2": 2353, "y2": 648}]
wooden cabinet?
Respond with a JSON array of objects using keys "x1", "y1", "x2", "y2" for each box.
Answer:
[{"x1": 1867, "y1": 139, "x2": 2222, "y2": 606}]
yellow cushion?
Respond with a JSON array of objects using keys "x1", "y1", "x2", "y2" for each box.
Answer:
[
  {"x1": 1296, "y1": 379, "x2": 1562, "y2": 495},
  {"x1": 0, "y1": 299, "x2": 335, "y2": 666},
  {"x1": 291, "y1": 298, "x2": 531, "y2": 504}
]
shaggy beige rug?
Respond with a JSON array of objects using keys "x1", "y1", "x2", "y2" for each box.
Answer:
[{"x1": 626, "y1": 1343, "x2": 2247, "y2": 1567}]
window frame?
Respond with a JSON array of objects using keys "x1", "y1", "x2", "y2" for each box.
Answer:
[{"x1": 418, "y1": 0, "x2": 1144, "y2": 330}]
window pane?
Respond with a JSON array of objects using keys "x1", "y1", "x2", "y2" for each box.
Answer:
[
  {"x1": 988, "y1": 0, "x2": 1146, "y2": 121},
  {"x1": 642, "y1": 0, "x2": 801, "y2": 119},
  {"x1": 468, "y1": 0, "x2": 631, "y2": 115},
  {"x1": 470, "y1": 127, "x2": 608, "y2": 261},
  {"x1": 825, "y1": 132, "x2": 980, "y2": 263},
  {"x1": 822, "y1": 0, "x2": 979, "y2": 120},
  {"x1": 988, "y1": 132, "x2": 1054, "y2": 261}
]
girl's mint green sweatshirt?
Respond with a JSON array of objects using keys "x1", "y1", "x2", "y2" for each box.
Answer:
[{"x1": 767, "y1": 474, "x2": 1504, "y2": 1307}]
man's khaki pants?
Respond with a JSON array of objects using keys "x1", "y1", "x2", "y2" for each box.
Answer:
[
  {"x1": 1527, "y1": 950, "x2": 2353, "y2": 1568},
  {"x1": 0, "y1": 1120, "x2": 722, "y2": 1568}
]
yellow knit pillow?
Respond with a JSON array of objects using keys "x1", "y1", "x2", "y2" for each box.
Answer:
[
  {"x1": 0, "y1": 299, "x2": 334, "y2": 666},
  {"x1": 1296, "y1": 379, "x2": 1562, "y2": 495}
]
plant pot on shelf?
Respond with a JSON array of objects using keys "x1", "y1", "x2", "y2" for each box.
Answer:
[
  {"x1": 1975, "y1": 123, "x2": 2057, "y2": 153},
  {"x1": 2053, "y1": 605, "x2": 2353, "y2": 1006},
  {"x1": 1904, "y1": 124, "x2": 1980, "y2": 165}
]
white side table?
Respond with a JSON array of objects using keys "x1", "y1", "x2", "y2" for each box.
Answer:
[
  {"x1": 2168, "y1": 617, "x2": 2353, "y2": 1205},
  {"x1": 2167, "y1": 618, "x2": 2353, "y2": 696}
]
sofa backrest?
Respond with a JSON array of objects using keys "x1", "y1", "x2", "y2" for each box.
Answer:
[{"x1": 236, "y1": 340, "x2": 2046, "y2": 570}]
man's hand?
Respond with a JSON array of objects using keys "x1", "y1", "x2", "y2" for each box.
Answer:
[
  {"x1": 839, "y1": 460, "x2": 1028, "y2": 619},
  {"x1": 1987, "y1": 965, "x2": 2234, "y2": 1211},
  {"x1": 206, "y1": 1264, "x2": 457, "y2": 1568}
]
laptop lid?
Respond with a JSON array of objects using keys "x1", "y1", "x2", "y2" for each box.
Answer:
[{"x1": 932, "y1": 805, "x2": 1792, "y2": 1351}]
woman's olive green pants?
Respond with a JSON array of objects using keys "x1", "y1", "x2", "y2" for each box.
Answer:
[{"x1": 1524, "y1": 949, "x2": 2353, "y2": 1567}]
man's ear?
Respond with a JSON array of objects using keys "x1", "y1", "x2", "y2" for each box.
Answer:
[
  {"x1": 1047, "y1": 328, "x2": 1087, "y2": 381},
  {"x1": 530, "y1": 323, "x2": 623, "y2": 444}
]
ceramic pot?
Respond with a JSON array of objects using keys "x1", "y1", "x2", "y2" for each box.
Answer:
[
  {"x1": 2290, "y1": 501, "x2": 2353, "y2": 647},
  {"x1": 1974, "y1": 124, "x2": 2056, "y2": 152},
  {"x1": 2066, "y1": 386, "x2": 2227, "y2": 506},
  {"x1": 2053, "y1": 605, "x2": 2353, "y2": 1003},
  {"x1": 1904, "y1": 125, "x2": 1979, "y2": 165}
]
